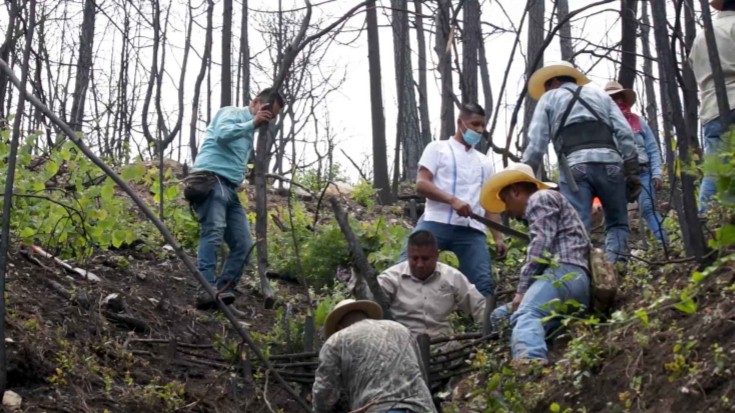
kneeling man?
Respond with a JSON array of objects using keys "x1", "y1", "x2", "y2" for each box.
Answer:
[
  {"x1": 482, "y1": 164, "x2": 590, "y2": 363},
  {"x1": 378, "y1": 230, "x2": 486, "y2": 340}
]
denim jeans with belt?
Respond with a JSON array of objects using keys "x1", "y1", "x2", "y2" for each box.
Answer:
[
  {"x1": 398, "y1": 219, "x2": 493, "y2": 296},
  {"x1": 491, "y1": 263, "x2": 589, "y2": 361},
  {"x1": 559, "y1": 162, "x2": 629, "y2": 263},
  {"x1": 699, "y1": 109, "x2": 735, "y2": 214},
  {"x1": 192, "y1": 177, "x2": 252, "y2": 291}
]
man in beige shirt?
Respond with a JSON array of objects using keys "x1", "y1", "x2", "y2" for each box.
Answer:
[
  {"x1": 689, "y1": 0, "x2": 735, "y2": 212},
  {"x1": 378, "y1": 230, "x2": 486, "y2": 339}
]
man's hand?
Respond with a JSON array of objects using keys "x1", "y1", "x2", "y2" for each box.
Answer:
[
  {"x1": 495, "y1": 238, "x2": 507, "y2": 260},
  {"x1": 254, "y1": 108, "x2": 274, "y2": 127},
  {"x1": 512, "y1": 293, "x2": 524, "y2": 311},
  {"x1": 450, "y1": 197, "x2": 472, "y2": 217},
  {"x1": 653, "y1": 177, "x2": 663, "y2": 191}
]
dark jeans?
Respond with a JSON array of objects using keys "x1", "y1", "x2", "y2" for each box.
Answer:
[{"x1": 559, "y1": 162, "x2": 629, "y2": 263}]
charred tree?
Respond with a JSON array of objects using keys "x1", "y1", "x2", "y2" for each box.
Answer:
[
  {"x1": 435, "y1": 0, "x2": 455, "y2": 140},
  {"x1": 618, "y1": 0, "x2": 638, "y2": 88},
  {"x1": 189, "y1": 0, "x2": 215, "y2": 161},
  {"x1": 366, "y1": 0, "x2": 391, "y2": 203},
  {"x1": 522, "y1": 0, "x2": 545, "y2": 151},
  {"x1": 68, "y1": 0, "x2": 96, "y2": 133},
  {"x1": 222, "y1": 0, "x2": 233, "y2": 106},
  {"x1": 414, "y1": 0, "x2": 432, "y2": 147},
  {"x1": 557, "y1": 0, "x2": 574, "y2": 62},
  {"x1": 461, "y1": 0, "x2": 481, "y2": 104}
]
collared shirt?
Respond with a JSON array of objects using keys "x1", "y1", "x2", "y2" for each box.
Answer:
[
  {"x1": 192, "y1": 107, "x2": 255, "y2": 185},
  {"x1": 518, "y1": 190, "x2": 589, "y2": 294},
  {"x1": 635, "y1": 118, "x2": 664, "y2": 178},
  {"x1": 689, "y1": 10, "x2": 735, "y2": 124},
  {"x1": 522, "y1": 83, "x2": 638, "y2": 167},
  {"x1": 312, "y1": 319, "x2": 437, "y2": 413},
  {"x1": 419, "y1": 138, "x2": 495, "y2": 232},
  {"x1": 378, "y1": 261, "x2": 486, "y2": 339}
]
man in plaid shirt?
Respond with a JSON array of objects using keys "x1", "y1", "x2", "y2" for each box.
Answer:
[{"x1": 480, "y1": 164, "x2": 590, "y2": 363}]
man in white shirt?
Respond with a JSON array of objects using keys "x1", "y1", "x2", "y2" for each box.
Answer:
[
  {"x1": 690, "y1": 0, "x2": 735, "y2": 212},
  {"x1": 379, "y1": 230, "x2": 486, "y2": 339},
  {"x1": 398, "y1": 103, "x2": 505, "y2": 297}
]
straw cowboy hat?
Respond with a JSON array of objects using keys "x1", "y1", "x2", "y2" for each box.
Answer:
[
  {"x1": 528, "y1": 61, "x2": 590, "y2": 101},
  {"x1": 324, "y1": 299, "x2": 383, "y2": 338},
  {"x1": 604, "y1": 81, "x2": 637, "y2": 106},
  {"x1": 480, "y1": 163, "x2": 557, "y2": 213}
]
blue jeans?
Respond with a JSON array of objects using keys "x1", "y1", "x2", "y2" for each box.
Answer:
[
  {"x1": 491, "y1": 263, "x2": 589, "y2": 361},
  {"x1": 192, "y1": 178, "x2": 252, "y2": 291},
  {"x1": 560, "y1": 162, "x2": 629, "y2": 263},
  {"x1": 638, "y1": 169, "x2": 668, "y2": 246},
  {"x1": 699, "y1": 110, "x2": 735, "y2": 213},
  {"x1": 398, "y1": 219, "x2": 494, "y2": 296}
]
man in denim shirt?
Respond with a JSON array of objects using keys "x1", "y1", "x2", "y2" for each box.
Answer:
[
  {"x1": 605, "y1": 81, "x2": 668, "y2": 246},
  {"x1": 522, "y1": 61, "x2": 640, "y2": 263},
  {"x1": 190, "y1": 89, "x2": 283, "y2": 309}
]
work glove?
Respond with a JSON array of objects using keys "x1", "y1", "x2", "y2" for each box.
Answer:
[{"x1": 623, "y1": 157, "x2": 642, "y2": 202}]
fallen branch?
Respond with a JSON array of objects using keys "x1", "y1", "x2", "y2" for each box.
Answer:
[
  {"x1": 329, "y1": 197, "x2": 393, "y2": 319},
  {"x1": 103, "y1": 311, "x2": 151, "y2": 333}
]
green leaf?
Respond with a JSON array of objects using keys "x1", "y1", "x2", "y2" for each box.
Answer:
[
  {"x1": 44, "y1": 160, "x2": 59, "y2": 176},
  {"x1": 19, "y1": 227, "x2": 35, "y2": 238},
  {"x1": 550, "y1": 403, "x2": 561, "y2": 413},
  {"x1": 634, "y1": 308, "x2": 650, "y2": 328},
  {"x1": 101, "y1": 184, "x2": 114, "y2": 202},
  {"x1": 164, "y1": 185, "x2": 179, "y2": 201},
  {"x1": 673, "y1": 297, "x2": 697, "y2": 315},
  {"x1": 112, "y1": 230, "x2": 127, "y2": 248},
  {"x1": 31, "y1": 180, "x2": 45, "y2": 192},
  {"x1": 121, "y1": 163, "x2": 146, "y2": 181}
]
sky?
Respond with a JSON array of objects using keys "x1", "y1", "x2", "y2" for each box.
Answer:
[{"x1": 1, "y1": 0, "x2": 710, "y2": 183}]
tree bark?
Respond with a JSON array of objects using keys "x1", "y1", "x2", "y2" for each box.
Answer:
[
  {"x1": 651, "y1": 0, "x2": 706, "y2": 259},
  {"x1": 0, "y1": 0, "x2": 36, "y2": 393},
  {"x1": 189, "y1": 0, "x2": 215, "y2": 162},
  {"x1": 617, "y1": 0, "x2": 638, "y2": 88},
  {"x1": 557, "y1": 0, "x2": 574, "y2": 62},
  {"x1": 682, "y1": 0, "x2": 701, "y2": 152},
  {"x1": 366, "y1": 0, "x2": 392, "y2": 204},
  {"x1": 640, "y1": 0, "x2": 660, "y2": 143},
  {"x1": 240, "y1": 0, "x2": 250, "y2": 105},
  {"x1": 0, "y1": 0, "x2": 21, "y2": 120},
  {"x1": 460, "y1": 0, "x2": 480, "y2": 104},
  {"x1": 414, "y1": 0, "x2": 432, "y2": 147},
  {"x1": 68, "y1": 0, "x2": 96, "y2": 133},
  {"x1": 435, "y1": 0, "x2": 455, "y2": 140},
  {"x1": 221, "y1": 0, "x2": 233, "y2": 106},
  {"x1": 478, "y1": 26, "x2": 493, "y2": 154},
  {"x1": 391, "y1": 0, "x2": 422, "y2": 183},
  {"x1": 522, "y1": 0, "x2": 545, "y2": 151}
]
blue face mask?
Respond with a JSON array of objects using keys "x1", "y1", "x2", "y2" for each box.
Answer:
[{"x1": 461, "y1": 122, "x2": 483, "y2": 146}]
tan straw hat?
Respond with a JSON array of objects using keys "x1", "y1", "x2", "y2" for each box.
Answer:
[
  {"x1": 527, "y1": 61, "x2": 590, "y2": 101},
  {"x1": 604, "y1": 81, "x2": 637, "y2": 106},
  {"x1": 323, "y1": 299, "x2": 383, "y2": 338},
  {"x1": 480, "y1": 163, "x2": 557, "y2": 213}
]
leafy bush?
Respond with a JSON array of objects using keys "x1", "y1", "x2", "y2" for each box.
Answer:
[{"x1": 351, "y1": 179, "x2": 378, "y2": 208}]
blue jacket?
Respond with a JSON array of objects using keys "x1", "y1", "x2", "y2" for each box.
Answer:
[
  {"x1": 192, "y1": 107, "x2": 255, "y2": 185},
  {"x1": 635, "y1": 119, "x2": 663, "y2": 179}
]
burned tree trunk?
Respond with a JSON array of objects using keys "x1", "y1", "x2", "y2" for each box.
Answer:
[
  {"x1": 461, "y1": 0, "x2": 480, "y2": 104},
  {"x1": 414, "y1": 0, "x2": 432, "y2": 147},
  {"x1": 522, "y1": 0, "x2": 545, "y2": 151},
  {"x1": 366, "y1": 0, "x2": 392, "y2": 204},
  {"x1": 640, "y1": 0, "x2": 660, "y2": 141},
  {"x1": 0, "y1": 0, "x2": 21, "y2": 120},
  {"x1": 651, "y1": 0, "x2": 706, "y2": 259},
  {"x1": 189, "y1": 0, "x2": 214, "y2": 161},
  {"x1": 618, "y1": 0, "x2": 638, "y2": 88},
  {"x1": 240, "y1": 0, "x2": 250, "y2": 105},
  {"x1": 221, "y1": 0, "x2": 233, "y2": 106},
  {"x1": 68, "y1": 0, "x2": 96, "y2": 133},
  {"x1": 391, "y1": 0, "x2": 422, "y2": 183},
  {"x1": 557, "y1": 0, "x2": 574, "y2": 62},
  {"x1": 698, "y1": 0, "x2": 733, "y2": 124},
  {"x1": 682, "y1": 0, "x2": 700, "y2": 152},
  {"x1": 435, "y1": 0, "x2": 455, "y2": 140}
]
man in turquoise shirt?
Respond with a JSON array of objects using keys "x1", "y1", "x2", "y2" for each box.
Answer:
[{"x1": 190, "y1": 88, "x2": 284, "y2": 309}]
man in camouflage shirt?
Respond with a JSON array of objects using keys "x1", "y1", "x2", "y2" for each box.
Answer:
[{"x1": 312, "y1": 299, "x2": 436, "y2": 413}]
